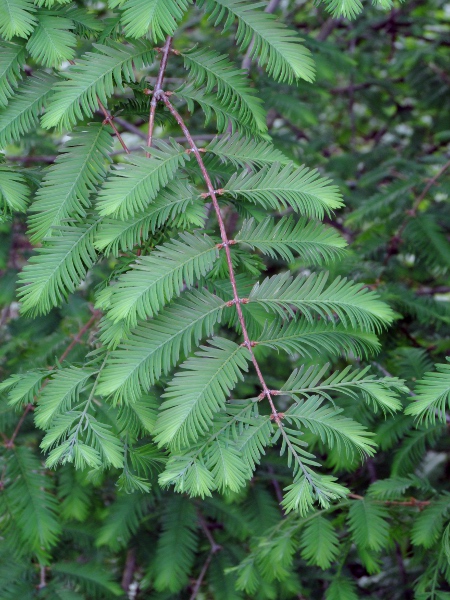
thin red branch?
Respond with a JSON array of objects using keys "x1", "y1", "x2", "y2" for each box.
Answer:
[
  {"x1": 146, "y1": 36, "x2": 172, "y2": 155},
  {"x1": 160, "y1": 92, "x2": 282, "y2": 422},
  {"x1": 189, "y1": 513, "x2": 221, "y2": 600}
]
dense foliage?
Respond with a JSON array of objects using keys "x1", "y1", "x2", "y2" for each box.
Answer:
[{"x1": 0, "y1": 0, "x2": 449, "y2": 598}]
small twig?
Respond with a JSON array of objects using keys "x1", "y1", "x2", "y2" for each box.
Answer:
[
  {"x1": 189, "y1": 513, "x2": 221, "y2": 600},
  {"x1": 58, "y1": 310, "x2": 101, "y2": 364},
  {"x1": 121, "y1": 548, "x2": 136, "y2": 592},
  {"x1": 37, "y1": 565, "x2": 46, "y2": 590},
  {"x1": 146, "y1": 36, "x2": 172, "y2": 155}
]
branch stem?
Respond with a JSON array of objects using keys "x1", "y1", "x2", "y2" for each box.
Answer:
[
  {"x1": 160, "y1": 93, "x2": 281, "y2": 422},
  {"x1": 147, "y1": 36, "x2": 172, "y2": 155}
]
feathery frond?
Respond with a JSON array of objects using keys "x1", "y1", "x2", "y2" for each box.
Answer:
[
  {"x1": 95, "y1": 179, "x2": 205, "y2": 255},
  {"x1": 348, "y1": 498, "x2": 390, "y2": 551},
  {"x1": 26, "y1": 13, "x2": 77, "y2": 67},
  {"x1": 96, "y1": 140, "x2": 187, "y2": 219},
  {"x1": 205, "y1": 133, "x2": 289, "y2": 169},
  {"x1": 0, "y1": 72, "x2": 55, "y2": 148},
  {"x1": 0, "y1": 167, "x2": 30, "y2": 214},
  {"x1": 120, "y1": 0, "x2": 192, "y2": 40},
  {"x1": 28, "y1": 124, "x2": 112, "y2": 242},
  {"x1": 97, "y1": 289, "x2": 225, "y2": 401},
  {"x1": 236, "y1": 216, "x2": 346, "y2": 264},
  {"x1": 182, "y1": 47, "x2": 267, "y2": 133},
  {"x1": 249, "y1": 271, "x2": 395, "y2": 332},
  {"x1": 256, "y1": 319, "x2": 380, "y2": 359},
  {"x1": 223, "y1": 163, "x2": 343, "y2": 219},
  {"x1": 0, "y1": 0, "x2": 36, "y2": 39},
  {"x1": 154, "y1": 338, "x2": 251, "y2": 448},
  {"x1": 197, "y1": 0, "x2": 315, "y2": 83},
  {"x1": 300, "y1": 515, "x2": 340, "y2": 569},
  {"x1": 41, "y1": 40, "x2": 155, "y2": 130},
  {"x1": 405, "y1": 359, "x2": 450, "y2": 424},
  {"x1": 18, "y1": 220, "x2": 99, "y2": 316},
  {"x1": 0, "y1": 370, "x2": 47, "y2": 408},
  {"x1": 34, "y1": 367, "x2": 95, "y2": 429},
  {"x1": 0, "y1": 41, "x2": 25, "y2": 107},
  {"x1": 286, "y1": 396, "x2": 376, "y2": 459},
  {"x1": 282, "y1": 363, "x2": 405, "y2": 413},
  {"x1": 153, "y1": 496, "x2": 198, "y2": 592},
  {"x1": 105, "y1": 231, "x2": 219, "y2": 326}
]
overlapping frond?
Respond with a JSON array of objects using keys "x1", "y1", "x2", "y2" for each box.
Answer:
[
  {"x1": 205, "y1": 133, "x2": 289, "y2": 169},
  {"x1": 0, "y1": 167, "x2": 30, "y2": 214},
  {"x1": 405, "y1": 359, "x2": 450, "y2": 424},
  {"x1": 197, "y1": 0, "x2": 315, "y2": 83},
  {"x1": 34, "y1": 367, "x2": 95, "y2": 429},
  {"x1": 97, "y1": 289, "x2": 225, "y2": 401},
  {"x1": 181, "y1": 48, "x2": 267, "y2": 133},
  {"x1": 0, "y1": 72, "x2": 55, "y2": 148},
  {"x1": 0, "y1": 0, "x2": 36, "y2": 39},
  {"x1": 96, "y1": 140, "x2": 187, "y2": 219},
  {"x1": 3, "y1": 447, "x2": 61, "y2": 557},
  {"x1": 347, "y1": 499, "x2": 390, "y2": 551},
  {"x1": 41, "y1": 41, "x2": 155, "y2": 130},
  {"x1": 0, "y1": 370, "x2": 47, "y2": 408},
  {"x1": 0, "y1": 41, "x2": 25, "y2": 107},
  {"x1": 223, "y1": 163, "x2": 343, "y2": 219},
  {"x1": 282, "y1": 363, "x2": 406, "y2": 413},
  {"x1": 256, "y1": 319, "x2": 380, "y2": 359},
  {"x1": 154, "y1": 338, "x2": 251, "y2": 448},
  {"x1": 286, "y1": 396, "x2": 376, "y2": 459},
  {"x1": 249, "y1": 271, "x2": 395, "y2": 332},
  {"x1": 105, "y1": 231, "x2": 219, "y2": 326},
  {"x1": 95, "y1": 179, "x2": 205, "y2": 255},
  {"x1": 176, "y1": 84, "x2": 251, "y2": 133},
  {"x1": 26, "y1": 13, "x2": 77, "y2": 67},
  {"x1": 153, "y1": 496, "x2": 198, "y2": 592},
  {"x1": 18, "y1": 221, "x2": 99, "y2": 315},
  {"x1": 300, "y1": 516, "x2": 340, "y2": 569},
  {"x1": 236, "y1": 216, "x2": 346, "y2": 263},
  {"x1": 120, "y1": 0, "x2": 192, "y2": 40},
  {"x1": 28, "y1": 124, "x2": 112, "y2": 242}
]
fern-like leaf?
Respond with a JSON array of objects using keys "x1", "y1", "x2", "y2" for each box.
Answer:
[
  {"x1": 256, "y1": 319, "x2": 380, "y2": 359},
  {"x1": 405, "y1": 359, "x2": 450, "y2": 424},
  {"x1": 205, "y1": 133, "x2": 289, "y2": 169},
  {"x1": 18, "y1": 220, "x2": 99, "y2": 316},
  {"x1": 41, "y1": 40, "x2": 155, "y2": 130},
  {"x1": 236, "y1": 216, "x2": 346, "y2": 263},
  {"x1": 97, "y1": 289, "x2": 225, "y2": 401},
  {"x1": 0, "y1": 41, "x2": 25, "y2": 107},
  {"x1": 0, "y1": 167, "x2": 30, "y2": 214},
  {"x1": 282, "y1": 363, "x2": 405, "y2": 413},
  {"x1": 96, "y1": 139, "x2": 187, "y2": 219},
  {"x1": 0, "y1": 72, "x2": 55, "y2": 148},
  {"x1": 181, "y1": 47, "x2": 266, "y2": 133},
  {"x1": 26, "y1": 13, "x2": 77, "y2": 67},
  {"x1": 348, "y1": 498, "x2": 390, "y2": 551},
  {"x1": 300, "y1": 515, "x2": 340, "y2": 569},
  {"x1": 249, "y1": 271, "x2": 395, "y2": 332},
  {"x1": 34, "y1": 367, "x2": 95, "y2": 429},
  {"x1": 0, "y1": 0, "x2": 36, "y2": 39},
  {"x1": 95, "y1": 179, "x2": 204, "y2": 255},
  {"x1": 120, "y1": 0, "x2": 192, "y2": 40},
  {"x1": 154, "y1": 337, "x2": 250, "y2": 449},
  {"x1": 223, "y1": 163, "x2": 343, "y2": 219},
  {"x1": 28, "y1": 124, "x2": 112, "y2": 242},
  {"x1": 153, "y1": 495, "x2": 198, "y2": 592},
  {"x1": 197, "y1": 0, "x2": 314, "y2": 83},
  {"x1": 105, "y1": 231, "x2": 219, "y2": 326}
]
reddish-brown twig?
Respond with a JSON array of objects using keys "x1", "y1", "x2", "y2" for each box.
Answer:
[
  {"x1": 160, "y1": 92, "x2": 282, "y2": 422},
  {"x1": 146, "y1": 36, "x2": 172, "y2": 155}
]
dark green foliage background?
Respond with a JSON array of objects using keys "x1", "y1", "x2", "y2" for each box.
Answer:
[{"x1": 0, "y1": 0, "x2": 450, "y2": 598}]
